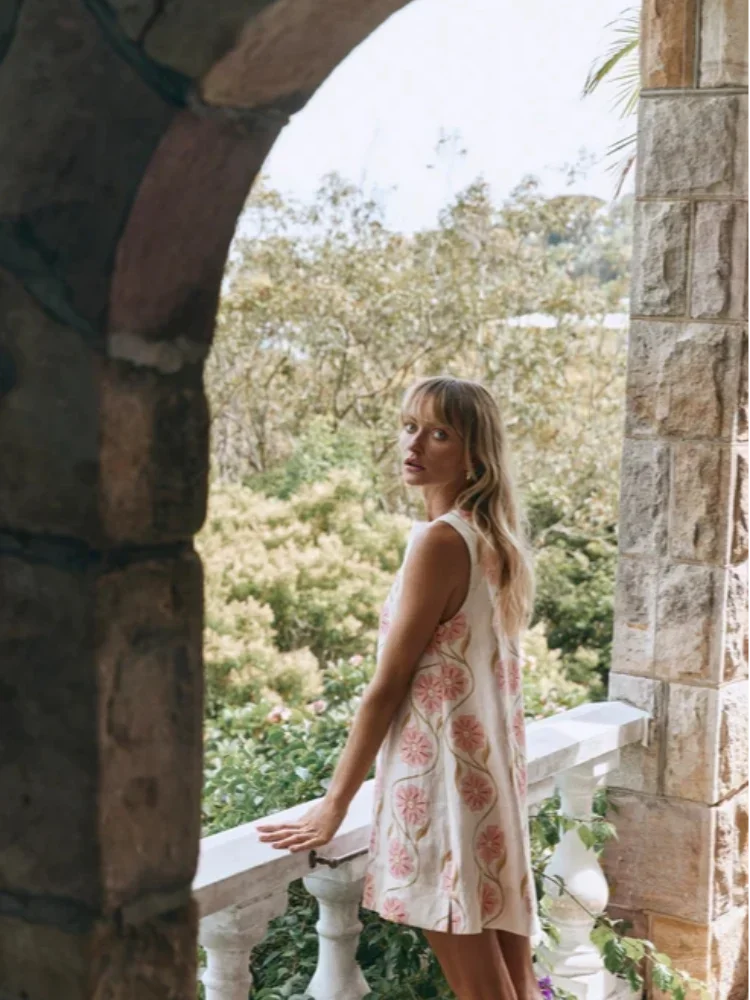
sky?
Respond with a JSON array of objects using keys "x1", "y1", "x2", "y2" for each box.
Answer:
[{"x1": 246, "y1": 0, "x2": 636, "y2": 234}]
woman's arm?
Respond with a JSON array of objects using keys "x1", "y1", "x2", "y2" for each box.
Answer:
[{"x1": 256, "y1": 522, "x2": 469, "y2": 852}]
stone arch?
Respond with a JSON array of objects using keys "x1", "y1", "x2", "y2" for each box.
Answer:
[{"x1": 0, "y1": 1, "x2": 410, "y2": 993}]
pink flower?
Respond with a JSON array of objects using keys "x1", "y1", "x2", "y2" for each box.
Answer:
[
  {"x1": 494, "y1": 658, "x2": 507, "y2": 692},
  {"x1": 428, "y1": 612, "x2": 468, "y2": 652},
  {"x1": 477, "y1": 825, "x2": 506, "y2": 864},
  {"x1": 480, "y1": 881, "x2": 501, "y2": 919},
  {"x1": 265, "y1": 706, "x2": 292, "y2": 723},
  {"x1": 459, "y1": 771, "x2": 494, "y2": 812},
  {"x1": 413, "y1": 672, "x2": 443, "y2": 713},
  {"x1": 388, "y1": 839, "x2": 414, "y2": 879},
  {"x1": 362, "y1": 871, "x2": 375, "y2": 908},
  {"x1": 440, "y1": 663, "x2": 468, "y2": 701},
  {"x1": 441, "y1": 859, "x2": 455, "y2": 894},
  {"x1": 399, "y1": 726, "x2": 434, "y2": 767},
  {"x1": 508, "y1": 658, "x2": 522, "y2": 696},
  {"x1": 307, "y1": 699, "x2": 327, "y2": 714},
  {"x1": 395, "y1": 783, "x2": 429, "y2": 826},
  {"x1": 512, "y1": 707, "x2": 526, "y2": 747},
  {"x1": 349, "y1": 654, "x2": 364, "y2": 666},
  {"x1": 451, "y1": 714, "x2": 487, "y2": 755},
  {"x1": 381, "y1": 897, "x2": 408, "y2": 923},
  {"x1": 450, "y1": 908, "x2": 464, "y2": 932}
]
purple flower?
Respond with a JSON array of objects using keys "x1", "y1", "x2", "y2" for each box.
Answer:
[{"x1": 537, "y1": 975, "x2": 555, "y2": 1000}]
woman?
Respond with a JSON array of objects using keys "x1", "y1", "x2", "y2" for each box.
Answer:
[{"x1": 258, "y1": 376, "x2": 543, "y2": 1000}]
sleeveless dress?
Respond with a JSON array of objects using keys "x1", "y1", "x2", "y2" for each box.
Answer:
[{"x1": 362, "y1": 511, "x2": 541, "y2": 938}]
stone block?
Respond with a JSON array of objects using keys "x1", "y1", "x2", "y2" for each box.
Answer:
[
  {"x1": 691, "y1": 202, "x2": 748, "y2": 320},
  {"x1": 664, "y1": 684, "x2": 720, "y2": 802},
  {"x1": 612, "y1": 557, "x2": 657, "y2": 677},
  {"x1": 738, "y1": 331, "x2": 748, "y2": 440},
  {"x1": 631, "y1": 201, "x2": 690, "y2": 315},
  {"x1": 98, "y1": 358, "x2": 210, "y2": 546},
  {"x1": 718, "y1": 679, "x2": 748, "y2": 798},
  {"x1": 723, "y1": 563, "x2": 748, "y2": 681},
  {"x1": 0, "y1": 903, "x2": 197, "y2": 1000},
  {"x1": 641, "y1": 0, "x2": 696, "y2": 89},
  {"x1": 605, "y1": 904, "x2": 650, "y2": 943},
  {"x1": 607, "y1": 674, "x2": 665, "y2": 794},
  {"x1": 670, "y1": 443, "x2": 731, "y2": 563},
  {"x1": 654, "y1": 563, "x2": 722, "y2": 682},
  {"x1": 602, "y1": 792, "x2": 713, "y2": 922},
  {"x1": 648, "y1": 914, "x2": 710, "y2": 997},
  {"x1": 732, "y1": 448, "x2": 748, "y2": 561},
  {"x1": 700, "y1": 0, "x2": 749, "y2": 87},
  {"x1": 0, "y1": 550, "x2": 203, "y2": 912},
  {"x1": 711, "y1": 905, "x2": 749, "y2": 1000},
  {"x1": 625, "y1": 322, "x2": 744, "y2": 440},
  {"x1": 714, "y1": 788, "x2": 748, "y2": 917},
  {"x1": 619, "y1": 440, "x2": 670, "y2": 556},
  {"x1": 637, "y1": 95, "x2": 747, "y2": 197}
]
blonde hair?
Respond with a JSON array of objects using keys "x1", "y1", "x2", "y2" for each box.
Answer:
[{"x1": 401, "y1": 376, "x2": 534, "y2": 650}]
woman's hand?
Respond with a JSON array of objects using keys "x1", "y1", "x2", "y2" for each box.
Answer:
[{"x1": 255, "y1": 797, "x2": 348, "y2": 853}]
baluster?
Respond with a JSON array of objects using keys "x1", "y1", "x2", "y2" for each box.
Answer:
[
  {"x1": 535, "y1": 752, "x2": 633, "y2": 999},
  {"x1": 303, "y1": 854, "x2": 370, "y2": 1000},
  {"x1": 199, "y1": 894, "x2": 287, "y2": 1000}
]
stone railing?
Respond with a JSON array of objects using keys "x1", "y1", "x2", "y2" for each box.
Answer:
[{"x1": 194, "y1": 700, "x2": 650, "y2": 1000}]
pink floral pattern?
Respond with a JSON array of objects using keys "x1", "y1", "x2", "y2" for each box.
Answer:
[
  {"x1": 477, "y1": 825, "x2": 506, "y2": 864},
  {"x1": 399, "y1": 726, "x2": 434, "y2": 767},
  {"x1": 388, "y1": 839, "x2": 414, "y2": 879},
  {"x1": 459, "y1": 771, "x2": 494, "y2": 812},
  {"x1": 381, "y1": 897, "x2": 408, "y2": 923},
  {"x1": 451, "y1": 714, "x2": 487, "y2": 755},
  {"x1": 440, "y1": 663, "x2": 468, "y2": 701},
  {"x1": 395, "y1": 783, "x2": 429, "y2": 826},
  {"x1": 413, "y1": 672, "x2": 443, "y2": 714},
  {"x1": 364, "y1": 511, "x2": 539, "y2": 938}
]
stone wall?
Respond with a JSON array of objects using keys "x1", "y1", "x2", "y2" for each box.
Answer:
[{"x1": 605, "y1": 1, "x2": 748, "y2": 997}]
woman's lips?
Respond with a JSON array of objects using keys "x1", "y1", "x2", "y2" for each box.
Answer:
[{"x1": 404, "y1": 459, "x2": 425, "y2": 471}]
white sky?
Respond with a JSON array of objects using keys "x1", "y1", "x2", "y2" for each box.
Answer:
[{"x1": 251, "y1": 0, "x2": 636, "y2": 233}]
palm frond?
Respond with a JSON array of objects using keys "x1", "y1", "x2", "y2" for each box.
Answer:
[{"x1": 583, "y1": 8, "x2": 641, "y2": 119}]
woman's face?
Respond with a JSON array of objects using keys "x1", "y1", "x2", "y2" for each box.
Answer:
[{"x1": 399, "y1": 399, "x2": 466, "y2": 489}]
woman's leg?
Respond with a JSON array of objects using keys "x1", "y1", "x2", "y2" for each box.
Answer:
[
  {"x1": 495, "y1": 928, "x2": 544, "y2": 999},
  {"x1": 423, "y1": 928, "x2": 518, "y2": 1000}
]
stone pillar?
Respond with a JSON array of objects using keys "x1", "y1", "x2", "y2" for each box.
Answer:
[
  {"x1": 0, "y1": 0, "x2": 409, "y2": 995},
  {"x1": 606, "y1": 2, "x2": 748, "y2": 998}
]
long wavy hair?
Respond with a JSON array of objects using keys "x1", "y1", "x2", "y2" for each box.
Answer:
[{"x1": 401, "y1": 376, "x2": 534, "y2": 650}]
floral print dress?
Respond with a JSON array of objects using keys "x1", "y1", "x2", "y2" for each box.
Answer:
[{"x1": 362, "y1": 511, "x2": 541, "y2": 938}]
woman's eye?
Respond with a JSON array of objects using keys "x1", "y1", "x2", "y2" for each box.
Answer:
[
  {"x1": 433, "y1": 430, "x2": 448, "y2": 441},
  {"x1": 404, "y1": 423, "x2": 417, "y2": 433}
]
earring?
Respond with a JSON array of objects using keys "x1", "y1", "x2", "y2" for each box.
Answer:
[{"x1": 466, "y1": 470, "x2": 474, "y2": 482}]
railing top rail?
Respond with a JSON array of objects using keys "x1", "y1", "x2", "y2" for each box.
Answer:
[{"x1": 194, "y1": 699, "x2": 649, "y2": 917}]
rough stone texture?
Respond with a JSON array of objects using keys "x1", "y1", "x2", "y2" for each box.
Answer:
[
  {"x1": 98, "y1": 360, "x2": 210, "y2": 546},
  {"x1": 612, "y1": 557, "x2": 657, "y2": 677},
  {"x1": 711, "y1": 905, "x2": 749, "y2": 1000},
  {"x1": 607, "y1": 674, "x2": 665, "y2": 794},
  {"x1": 602, "y1": 792, "x2": 713, "y2": 922},
  {"x1": 714, "y1": 788, "x2": 749, "y2": 917},
  {"x1": 654, "y1": 563, "x2": 722, "y2": 682},
  {"x1": 648, "y1": 914, "x2": 710, "y2": 998},
  {"x1": 625, "y1": 322, "x2": 744, "y2": 440},
  {"x1": 605, "y1": 904, "x2": 650, "y2": 943},
  {"x1": 732, "y1": 448, "x2": 748, "y2": 561},
  {"x1": 723, "y1": 563, "x2": 749, "y2": 681},
  {"x1": 0, "y1": 550, "x2": 203, "y2": 913},
  {"x1": 618, "y1": 440, "x2": 670, "y2": 555},
  {"x1": 700, "y1": 0, "x2": 749, "y2": 87},
  {"x1": 664, "y1": 684, "x2": 719, "y2": 802},
  {"x1": 670, "y1": 443, "x2": 731, "y2": 563},
  {"x1": 631, "y1": 201, "x2": 690, "y2": 315},
  {"x1": 691, "y1": 201, "x2": 748, "y2": 320},
  {"x1": 641, "y1": 0, "x2": 696, "y2": 89},
  {"x1": 718, "y1": 680, "x2": 749, "y2": 798},
  {"x1": 0, "y1": 903, "x2": 197, "y2": 1000},
  {"x1": 738, "y1": 331, "x2": 748, "y2": 439},
  {"x1": 637, "y1": 95, "x2": 747, "y2": 198}
]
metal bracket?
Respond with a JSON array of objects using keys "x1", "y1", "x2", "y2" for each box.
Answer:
[{"x1": 308, "y1": 847, "x2": 369, "y2": 870}]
